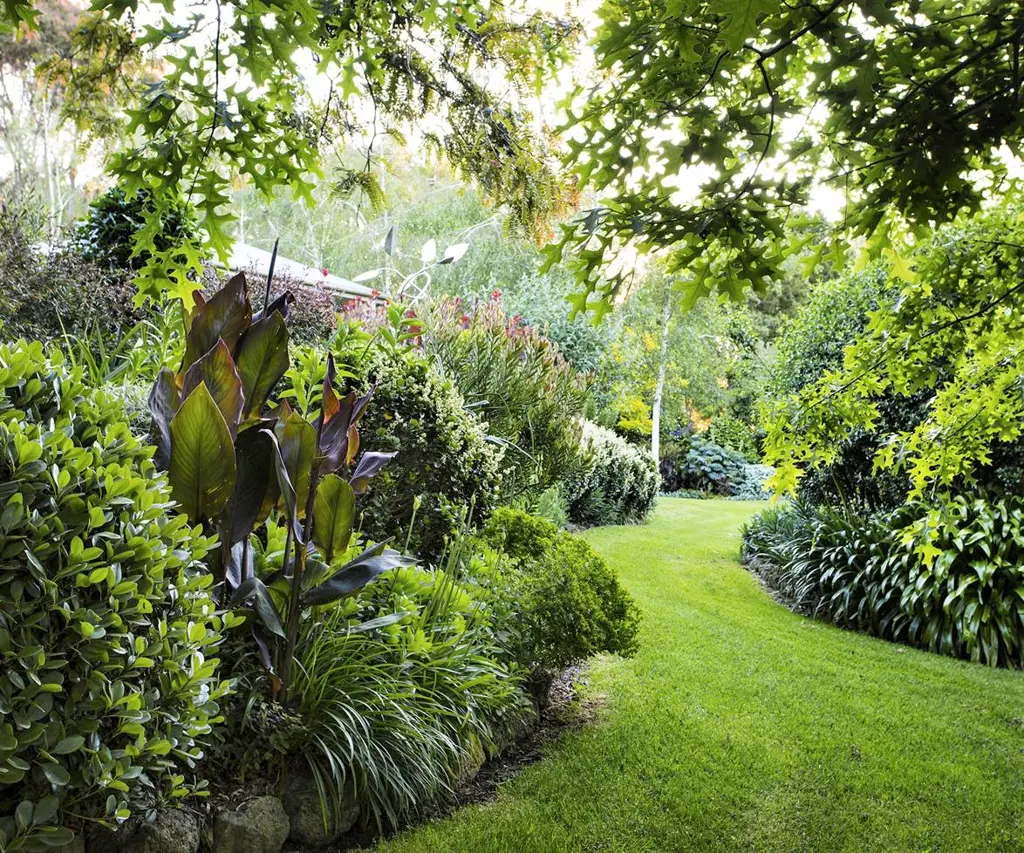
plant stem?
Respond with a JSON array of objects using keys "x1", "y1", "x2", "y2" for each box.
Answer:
[{"x1": 279, "y1": 421, "x2": 324, "y2": 705}]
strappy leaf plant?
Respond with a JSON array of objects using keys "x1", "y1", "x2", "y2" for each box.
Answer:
[{"x1": 148, "y1": 272, "x2": 410, "y2": 699}]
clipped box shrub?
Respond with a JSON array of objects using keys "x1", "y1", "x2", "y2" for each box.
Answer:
[
  {"x1": 567, "y1": 421, "x2": 658, "y2": 527},
  {"x1": 348, "y1": 349, "x2": 504, "y2": 561},
  {"x1": 0, "y1": 341, "x2": 228, "y2": 851},
  {"x1": 479, "y1": 508, "x2": 641, "y2": 678}
]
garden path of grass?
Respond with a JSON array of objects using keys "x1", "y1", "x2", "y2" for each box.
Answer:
[{"x1": 372, "y1": 498, "x2": 1024, "y2": 853}]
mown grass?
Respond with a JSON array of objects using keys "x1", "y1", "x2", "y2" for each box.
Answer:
[{"x1": 371, "y1": 499, "x2": 1024, "y2": 853}]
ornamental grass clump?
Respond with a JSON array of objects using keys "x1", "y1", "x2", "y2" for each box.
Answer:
[
  {"x1": 426, "y1": 293, "x2": 592, "y2": 506},
  {"x1": 0, "y1": 340, "x2": 229, "y2": 851}
]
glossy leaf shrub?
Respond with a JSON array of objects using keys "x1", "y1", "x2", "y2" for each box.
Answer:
[
  {"x1": 567, "y1": 421, "x2": 658, "y2": 526},
  {"x1": 479, "y1": 508, "x2": 641, "y2": 677},
  {"x1": 73, "y1": 186, "x2": 204, "y2": 276},
  {"x1": 0, "y1": 341, "x2": 229, "y2": 851},
  {"x1": 742, "y1": 495, "x2": 1024, "y2": 668}
]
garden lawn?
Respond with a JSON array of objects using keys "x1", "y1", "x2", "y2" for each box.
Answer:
[{"x1": 372, "y1": 498, "x2": 1024, "y2": 853}]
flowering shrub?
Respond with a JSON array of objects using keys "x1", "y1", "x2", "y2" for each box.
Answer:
[{"x1": 567, "y1": 421, "x2": 659, "y2": 526}]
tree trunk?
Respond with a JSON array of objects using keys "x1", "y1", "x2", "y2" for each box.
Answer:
[{"x1": 651, "y1": 292, "x2": 673, "y2": 463}]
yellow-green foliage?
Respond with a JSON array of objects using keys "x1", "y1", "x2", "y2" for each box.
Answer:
[{"x1": 763, "y1": 202, "x2": 1024, "y2": 500}]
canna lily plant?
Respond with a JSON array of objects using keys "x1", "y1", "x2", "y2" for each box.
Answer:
[{"x1": 148, "y1": 272, "x2": 411, "y2": 698}]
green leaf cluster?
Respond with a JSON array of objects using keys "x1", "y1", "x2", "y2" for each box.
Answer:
[
  {"x1": 5, "y1": 0, "x2": 578, "y2": 305},
  {"x1": 478, "y1": 508, "x2": 641, "y2": 675},
  {"x1": 762, "y1": 202, "x2": 1024, "y2": 499}
]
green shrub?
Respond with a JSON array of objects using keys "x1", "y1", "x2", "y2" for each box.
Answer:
[
  {"x1": 742, "y1": 495, "x2": 1024, "y2": 668},
  {"x1": 338, "y1": 347, "x2": 504, "y2": 561},
  {"x1": 425, "y1": 294, "x2": 591, "y2": 506},
  {"x1": 766, "y1": 264, "x2": 914, "y2": 509},
  {"x1": 770, "y1": 265, "x2": 891, "y2": 396},
  {"x1": 0, "y1": 206, "x2": 144, "y2": 353},
  {"x1": 708, "y1": 415, "x2": 756, "y2": 461},
  {"x1": 533, "y1": 486, "x2": 569, "y2": 529},
  {"x1": 73, "y1": 187, "x2": 201, "y2": 273},
  {"x1": 0, "y1": 341, "x2": 229, "y2": 851},
  {"x1": 480, "y1": 508, "x2": 641, "y2": 675},
  {"x1": 567, "y1": 421, "x2": 659, "y2": 526}
]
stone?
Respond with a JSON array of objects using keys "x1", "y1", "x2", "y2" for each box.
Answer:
[
  {"x1": 454, "y1": 732, "x2": 487, "y2": 789},
  {"x1": 93, "y1": 809, "x2": 200, "y2": 853},
  {"x1": 282, "y1": 764, "x2": 360, "y2": 848},
  {"x1": 213, "y1": 796, "x2": 290, "y2": 853}
]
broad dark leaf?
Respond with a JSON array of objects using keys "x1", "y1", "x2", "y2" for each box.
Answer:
[
  {"x1": 312, "y1": 474, "x2": 355, "y2": 561},
  {"x1": 275, "y1": 408, "x2": 317, "y2": 518},
  {"x1": 184, "y1": 272, "x2": 252, "y2": 369},
  {"x1": 351, "y1": 451, "x2": 396, "y2": 493},
  {"x1": 318, "y1": 393, "x2": 354, "y2": 474},
  {"x1": 181, "y1": 339, "x2": 245, "y2": 438},
  {"x1": 221, "y1": 428, "x2": 276, "y2": 546},
  {"x1": 235, "y1": 311, "x2": 290, "y2": 418},
  {"x1": 261, "y1": 428, "x2": 302, "y2": 542},
  {"x1": 148, "y1": 366, "x2": 180, "y2": 469},
  {"x1": 168, "y1": 383, "x2": 236, "y2": 522},
  {"x1": 231, "y1": 576, "x2": 286, "y2": 638},
  {"x1": 301, "y1": 542, "x2": 415, "y2": 606},
  {"x1": 252, "y1": 290, "x2": 294, "y2": 324}
]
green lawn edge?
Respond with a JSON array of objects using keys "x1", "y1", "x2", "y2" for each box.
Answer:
[{"x1": 371, "y1": 498, "x2": 1024, "y2": 853}]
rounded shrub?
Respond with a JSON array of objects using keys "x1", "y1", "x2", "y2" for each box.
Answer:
[
  {"x1": 567, "y1": 421, "x2": 658, "y2": 526},
  {"x1": 0, "y1": 341, "x2": 228, "y2": 850},
  {"x1": 479, "y1": 508, "x2": 641, "y2": 677},
  {"x1": 73, "y1": 187, "x2": 201, "y2": 272}
]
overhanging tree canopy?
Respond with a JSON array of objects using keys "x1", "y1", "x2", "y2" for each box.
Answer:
[
  {"x1": 1, "y1": 0, "x2": 577, "y2": 305},
  {"x1": 547, "y1": 0, "x2": 1023, "y2": 314}
]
